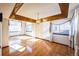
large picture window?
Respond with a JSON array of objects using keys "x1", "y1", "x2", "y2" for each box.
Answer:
[
  {"x1": 26, "y1": 22, "x2": 32, "y2": 32},
  {"x1": 52, "y1": 21, "x2": 70, "y2": 35},
  {"x1": 9, "y1": 20, "x2": 22, "y2": 32}
]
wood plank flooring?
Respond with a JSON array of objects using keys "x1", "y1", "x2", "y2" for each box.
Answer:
[{"x1": 2, "y1": 36, "x2": 74, "y2": 56}]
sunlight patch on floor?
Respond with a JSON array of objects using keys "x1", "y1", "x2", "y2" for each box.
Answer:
[
  {"x1": 27, "y1": 46, "x2": 32, "y2": 53},
  {"x1": 19, "y1": 47, "x2": 26, "y2": 52},
  {"x1": 10, "y1": 44, "x2": 26, "y2": 52}
]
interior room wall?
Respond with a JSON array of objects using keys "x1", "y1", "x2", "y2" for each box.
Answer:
[
  {"x1": 32, "y1": 22, "x2": 51, "y2": 41},
  {"x1": 2, "y1": 18, "x2": 8, "y2": 47},
  {"x1": 32, "y1": 23, "x2": 40, "y2": 37},
  {"x1": 39, "y1": 22, "x2": 52, "y2": 41},
  {"x1": 32, "y1": 20, "x2": 71, "y2": 46},
  {"x1": 52, "y1": 35, "x2": 70, "y2": 46}
]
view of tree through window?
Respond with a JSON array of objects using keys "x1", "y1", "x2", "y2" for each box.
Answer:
[{"x1": 9, "y1": 20, "x2": 22, "y2": 32}]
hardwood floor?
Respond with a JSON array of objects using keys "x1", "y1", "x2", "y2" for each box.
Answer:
[{"x1": 2, "y1": 36, "x2": 74, "y2": 56}]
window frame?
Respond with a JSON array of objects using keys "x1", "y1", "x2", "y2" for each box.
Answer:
[
  {"x1": 9, "y1": 20, "x2": 22, "y2": 32},
  {"x1": 25, "y1": 22, "x2": 32, "y2": 32}
]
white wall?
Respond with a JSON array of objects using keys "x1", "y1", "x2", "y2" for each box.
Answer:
[
  {"x1": 32, "y1": 23, "x2": 39, "y2": 37},
  {"x1": 2, "y1": 18, "x2": 9, "y2": 47},
  {"x1": 32, "y1": 21, "x2": 70, "y2": 46},
  {"x1": 39, "y1": 22, "x2": 52, "y2": 41},
  {"x1": 52, "y1": 35, "x2": 70, "y2": 46},
  {"x1": 31, "y1": 22, "x2": 52, "y2": 41}
]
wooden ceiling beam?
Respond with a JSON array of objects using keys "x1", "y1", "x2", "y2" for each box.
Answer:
[
  {"x1": 9, "y1": 3, "x2": 36, "y2": 23},
  {"x1": 40, "y1": 3, "x2": 69, "y2": 22},
  {"x1": 59, "y1": 3, "x2": 69, "y2": 17},
  {"x1": 46, "y1": 14, "x2": 65, "y2": 21},
  {"x1": 14, "y1": 14, "x2": 36, "y2": 23},
  {"x1": 9, "y1": 3, "x2": 69, "y2": 23},
  {"x1": 9, "y1": 3, "x2": 23, "y2": 18}
]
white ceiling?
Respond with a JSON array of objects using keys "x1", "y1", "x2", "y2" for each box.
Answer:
[
  {"x1": 0, "y1": 3, "x2": 15, "y2": 19},
  {"x1": 0, "y1": 3, "x2": 79, "y2": 21},
  {"x1": 16, "y1": 3, "x2": 61, "y2": 20}
]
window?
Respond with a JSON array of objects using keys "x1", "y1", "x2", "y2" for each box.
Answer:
[
  {"x1": 59, "y1": 22, "x2": 70, "y2": 31},
  {"x1": 52, "y1": 21, "x2": 70, "y2": 35},
  {"x1": 53, "y1": 25, "x2": 60, "y2": 32},
  {"x1": 9, "y1": 20, "x2": 22, "y2": 32},
  {"x1": 26, "y1": 22, "x2": 32, "y2": 32}
]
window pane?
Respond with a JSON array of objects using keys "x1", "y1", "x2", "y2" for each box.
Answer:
[
  {"x1": 26, "y1": 22, "x2": 32, "y2": 32},
  {"x1": 9, "y1": 20, "x2": 21, "y2": 32},
  {"x1": 53, "y1": 21, "x2": 70, "y2": 35}
]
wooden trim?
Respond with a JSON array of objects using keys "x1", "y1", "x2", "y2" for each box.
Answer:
[
  {"x1": 41, "y1": 14, "x2": 65, "y2": 22},
  {"x1": 2, "y1": 46, "x2": 9, "y2": 48},
  {"x1": 9, "y1": 3, "x2": 36, "y2": 23},
  {"x1": 0, "y1": 46, "x2": 1, "y2": 48},
  {"x1": 59, "y1": 3, "x2": 69, "y2": 17},
  {"x1": 41, "y1": 3, "x2": 69, "y2": 22},
  {"x1": 14, "y1": 14, "x2": 36, "y2": 23},
  {"x1": 51, "y1": 41, "x2": 72, "y2": 48},
  {"x1": 9, "y1": 3, "x2": 23, "y2": 18}
]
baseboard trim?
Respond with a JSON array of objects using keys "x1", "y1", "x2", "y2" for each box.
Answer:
[
  {"x1": 9, "y1": 34, "x2": 25, "y2": 37},
  {"x1": 0, "y1": 46, "x2": 1, "y2": 48},
  {"x1": 52, "y1": 41, "x2": 69, "y2": 47},
  {"x1": 2, "y1": 46, "x2": 9, "y2": 48}
]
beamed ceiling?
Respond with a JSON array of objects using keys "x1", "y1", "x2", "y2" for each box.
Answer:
[{"x1": 9, "y1": 3, "x2": 69, "y2": 23}]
